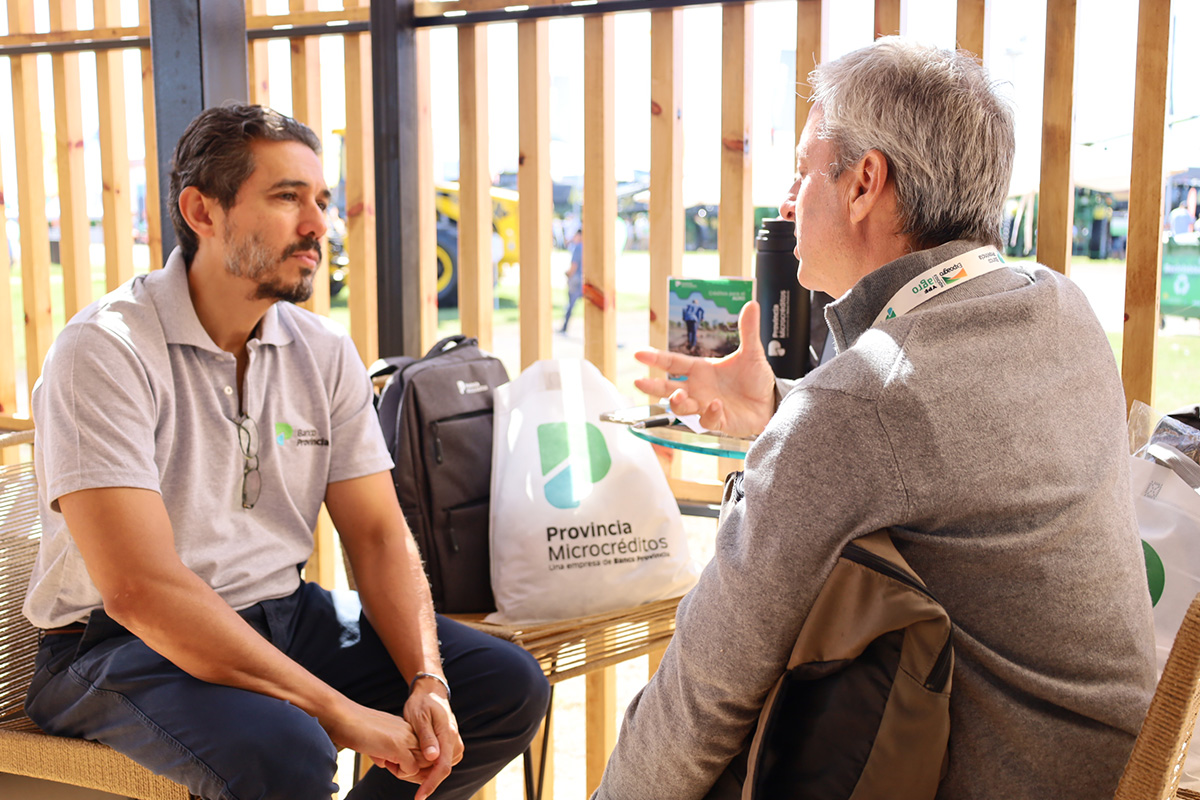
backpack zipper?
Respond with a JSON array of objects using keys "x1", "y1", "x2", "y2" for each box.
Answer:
[{"x1": 842, "y1": 542, "x2": 954, "y2": 693}]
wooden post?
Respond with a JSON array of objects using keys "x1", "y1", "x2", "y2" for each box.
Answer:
[
  {"x1": 1035, "y1": 0, "x2": 1076, "y2": 276},
  {"x1": 956, "y1": 0, "x2": 986, "y2": 61},
  {"x1": 458, "y1": 23, "x2": 494, "y2": 352},
  {"x1": 0, "y1": 134, "x2": 15, "y2": 422},
  {"x1": 874, "y1": 0, "x2": 902, "y2": 38},
  {"x1": 1121, "y1": 0, "x2": 1172, "y2": 410},
  {"x1": 518, "y1": 18, "x2": 553, "y2": 371},
  {"x1": 795, "y1": 0, "x2": 825, "y2": 147},
  {"x1": 347, "y1": 0, "x2": 381, "y2": 364},
  {"x1": 51, "y1": 0, "x2": 93, "y2": 318},
  {"x1": 586, "y1": 636, "x2": 617, "y2": 796},
  {"x1": 94, "y1": 0, "x2": 135, "y2": 291},
  {"x1": 140, "y1": 0, "x2": 163, "y2": 271},
  {"x1": 583, "y1": 13, "x2": 617, "y2": 381},
  {"x1": 415, "y1": 29, "x2": 438, "y2": 354},
  {"x1": 650, "y1": 8, "x2": 683, "y2": 362},
  {"x1": 248, "y1": 0, "x2": 272, "y2": 107},
  {"x1": 290, "y1": 0, "x2": 331, "y2": 319},
  {"x1": 8, "y1": 1, "x2": 54, "y2": 403},
  {"x1": 720, "y1": 3, "x2": 753, "y2": 280}
]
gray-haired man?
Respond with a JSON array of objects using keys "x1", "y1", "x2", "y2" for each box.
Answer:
[{"x1": 596, "y1": 38, "x2": 1154, "y2": 800}]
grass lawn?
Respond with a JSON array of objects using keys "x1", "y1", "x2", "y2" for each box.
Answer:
[{"x1": 1108, "y1": 330, "x2": 1200, "y2": 412}]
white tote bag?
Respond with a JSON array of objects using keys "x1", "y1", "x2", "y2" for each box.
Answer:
[
  {"x1": 487, "y1": 359, "x2": 699, "y2": 623},
  {"x1": 1130, "y1": 447, "x2": 1200, "y2": 789}
]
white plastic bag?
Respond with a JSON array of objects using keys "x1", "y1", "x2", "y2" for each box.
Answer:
[
  {"x1": 487, "y1": 359, "x2": 699, "y2": 623},
  {"x1": 1129, "y1": 452, "x2": 1200, "y2": 673}
]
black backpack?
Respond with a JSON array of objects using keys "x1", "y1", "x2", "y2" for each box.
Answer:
[{"x1": 371, "y1": 335, "x2": 509, "y2": 613}]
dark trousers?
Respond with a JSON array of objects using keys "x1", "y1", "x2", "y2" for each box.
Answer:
[{"x1": 25, "y1": 582, "x2": 550, "y2": 800}]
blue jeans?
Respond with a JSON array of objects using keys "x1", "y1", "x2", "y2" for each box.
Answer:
[{"x1": 25, "y1": 582, "x2": 550, "y2": 800}]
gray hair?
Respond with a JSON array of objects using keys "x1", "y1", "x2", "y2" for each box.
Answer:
[{"x1": 807, "y1": 37, "x2": 1015, "y2": 250}]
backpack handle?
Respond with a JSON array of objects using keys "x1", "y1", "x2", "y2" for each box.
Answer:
[{"x1": 423, "y1": 335, "x2": 477, "y2": 361}]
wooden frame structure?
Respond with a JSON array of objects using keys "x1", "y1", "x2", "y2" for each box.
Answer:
[{"x1": 0, "y1": 1, "x2": 1186, "y2": 797}]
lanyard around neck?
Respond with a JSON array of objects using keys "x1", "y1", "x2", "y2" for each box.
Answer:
[{"x1": 872, "y1": 245, "x2": 1007, "y2": 327}]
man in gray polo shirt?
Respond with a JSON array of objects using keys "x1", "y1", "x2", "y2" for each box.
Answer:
[{"x1": 23, "y1": 103, "x2": 548, "y2": 800}]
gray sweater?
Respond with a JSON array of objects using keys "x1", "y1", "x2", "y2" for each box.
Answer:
[{"x1": 594, "y1": 240, "x2": 1156, "y2": 800}]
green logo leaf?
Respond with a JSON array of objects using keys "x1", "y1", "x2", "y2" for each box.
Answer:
[
  {"x1": 536, "y1": 422, "x2": 611, "y2": 509},
  {"x1": 275, "y1": 423, "x2": 293, "y2": 446},
  {"x1": 1143, "y1": 540, "x2": 1165, "y2": 607}
]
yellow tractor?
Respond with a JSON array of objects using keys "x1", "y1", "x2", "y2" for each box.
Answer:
[{"x1": 433, "y1": 182, "x2": 520, "y2": 306}]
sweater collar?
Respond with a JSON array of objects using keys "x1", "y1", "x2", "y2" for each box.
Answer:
[{"x1": 824, "y1": 240, "x2": 988, "y2": 354}]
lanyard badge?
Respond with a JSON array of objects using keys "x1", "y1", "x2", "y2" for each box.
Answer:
[{"x1": 872, "y1": 246, "x2": 1008, "y2": 327}]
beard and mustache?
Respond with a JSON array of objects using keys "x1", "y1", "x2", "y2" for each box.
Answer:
[{"x1": 222, "y1": 223, "x2": 322, "y2": 305}]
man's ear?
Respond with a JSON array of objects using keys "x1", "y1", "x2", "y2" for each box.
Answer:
[
  {"x1": 178, "y1": 186, "x2": 220, "y2": 241},
  {"x1": 845, "y1": 149, "x2": 890, "y2": 225}
]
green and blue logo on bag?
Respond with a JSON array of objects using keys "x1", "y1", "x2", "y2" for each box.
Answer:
[{"x1": 537, "y1": 422, "x2": 611, "y2": 509}]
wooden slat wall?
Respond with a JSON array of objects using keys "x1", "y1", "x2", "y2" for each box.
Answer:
[
  {"x1": 795, "y1": 0, "x2": 825, "y2": 144},
  {"x1": 415, "y1": 28, "x2": 438, "y2": 354},
  {"x1": 1035, "y1": 0, "x2": 1076, "y2": 275},
  {"x1": 249, "y1": 0, "x2": 272, "y2": 105},
  {"x1": 956, "y1": 0, "x2": 986, "y2": 59},
  {"x1": 583, "y1": 14, "x2": 617, "y2": 382},
  {"x1": 346, "y1": 0, "x2": 382, "y2": 364},
  {"x1": 719, "y1": 3, "x2": 753, "y2": 280},
  {"x1": 517, "y1": 18, "x2": 553, "y2": 371},
  {"x1": 458, "y1": 23, "x2": 495, "y2": 352},
  {"x1": 139, "y1": 0, "x2": 163, "y2": 272},
  {"x1": 291, "y1": 0, "x2": 332, "y2": 318},
  {"x1": 0, "y1": 133, "x2": 14, "y2": 425},
  {"x1": 874, "y1": 0, "x2": 901, "y2": 38},
  {"x1": 95, "y1": 0, "x2": 135, "y2": 291},
  {"x1": 7, "y1": 2, "x2": 53, "y2": 402},
  {"x1": 1121, "y1": 0, "x2": 1172, "y2": 410},
  {"x1": 51, "y1": 1, "x2": 92, "y2": 318},
  {"x1": 649, "y1": 8, "x2": 683, "y2": 360}
]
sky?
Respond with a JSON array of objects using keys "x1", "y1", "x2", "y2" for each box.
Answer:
[{"x1": 0, "y1": 0, "x2": 1197, "y2": 221}]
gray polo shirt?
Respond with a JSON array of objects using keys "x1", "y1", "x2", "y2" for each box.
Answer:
[{"x1": 24, "y1": 249, "x2": 393, "y2": 629}]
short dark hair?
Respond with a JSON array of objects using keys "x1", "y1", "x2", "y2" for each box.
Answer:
[{"x1": 168, "y1": 102, "x2": 321, "y2": 264}]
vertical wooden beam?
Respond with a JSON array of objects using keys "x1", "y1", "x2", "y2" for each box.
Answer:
[
  {"x1": 586, "y1": 634, "x2": 617, "y2": 796},
  {"x1": 795, "y1": 0, "x2": 825, "y2": 148},
  {"x1": 415, "y1": 29, "x2": 438, "y2": 354},
  {"x1": 1121, "y1": 0, "x2": 1171, "y2": 410},
  {"x1": 347, "y1": 0, "x2": 380, "y2": 365},
  {"x1": 9, "y1": 1, "x2": 54, "y2": 402},
  {"x1": 720, "y1": 3, "x2": 753, "y2": 280},
  {"x1": 874, "y1": 0, "x2": 902, "y2": 38},
  {"x1": 248, "y1": 0, "x2": 272, "y2": 107},
  {"x1": 140, "y1": 0, "x2": 163, "y2": 271},
  {"x1": 956, "y1": 0, "x2": 986, "y2": 61},
  {"x1": 0, "y1": 133, "x2": 15, "y2": 420},
  {"x1": 94, "y1": 0, "x2": 135, "y2": 291},
  {"x1": 518, "y1": 19, "x2": 553, "y2": 371},
  {"x1": 289, "y1": 1, "x2": 330, "y2": 319},
  {"x1": 650, "y1": 9, "x2": 683, "y2": 364},
  {"x1": 51, "y1": 0, "x2": 93, "y2": 317},
  {"x1": 458, "y1": 23, "x2": 494, "y2": 352},
  {"x1": 1035, "y1": 0, "x2": 1076, "y2": 276},
  {"x1": 583, "y1": 13, "x2": 617, "y2": 381}
]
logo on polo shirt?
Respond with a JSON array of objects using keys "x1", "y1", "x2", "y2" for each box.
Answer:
[
  {"x1": 536, "y1": 422, "x2": 611, "y2": 509},
  {"x1": 275, "y1": 421, "x2": 329, "y2": 447}
]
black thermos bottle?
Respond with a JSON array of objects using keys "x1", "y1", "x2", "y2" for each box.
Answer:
[{"x1": 755, "y1": 217, "x2": 810, "y2": 379}]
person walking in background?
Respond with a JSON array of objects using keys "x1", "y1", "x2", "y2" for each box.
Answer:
[
  {"x1": 682, "y1": 298, "x2": 705, "y2": 351},
  {"x1": 561, "y1": 227, "x2": 584, "y2": 333},
  {"x1": 1169, "y1": 199, "x2": 1195, "y2": 236}
]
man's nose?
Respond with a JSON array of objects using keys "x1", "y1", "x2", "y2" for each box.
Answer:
[
  {"x1": 301, "y1": 202, "x2": 328, "y2": 240},
  {"x1": 779, "y1": 196, "x2": 795, "y2": 221}
]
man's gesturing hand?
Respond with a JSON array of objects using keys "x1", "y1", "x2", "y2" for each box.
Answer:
[{"x1": 634, "y1": 301, "x2": 777, "y2": 439}]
